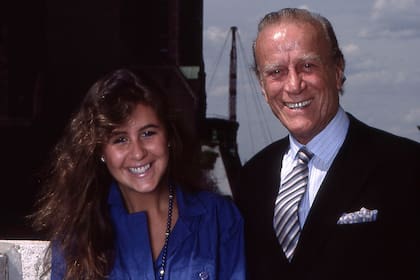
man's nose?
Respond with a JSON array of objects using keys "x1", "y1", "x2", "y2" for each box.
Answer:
[{"x1": 284, "y1": 69, "x2": 304, "y2": 94}]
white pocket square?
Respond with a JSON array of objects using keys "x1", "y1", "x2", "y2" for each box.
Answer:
[{"x1": 337, "y1": 207, "x2": 378, "y2": 224}]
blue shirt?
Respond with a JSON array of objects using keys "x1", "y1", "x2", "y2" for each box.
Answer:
[
  {"x1": 52, "y1": 183, "x2": 246, "y2": 280},
  {"x1": 282, "y1": 107, "x2": 349, "y2": 227}
]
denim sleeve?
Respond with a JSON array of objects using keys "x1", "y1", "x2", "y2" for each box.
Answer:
[
  {"x1": 51, "y1": 243, "x2": 65, "y2": 280},
  {"x1": 218, "y1": 197, "x2": 246, "y2": 280}
]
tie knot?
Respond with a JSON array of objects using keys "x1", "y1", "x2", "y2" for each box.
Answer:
[{"x1": 297, "y1": 147, "x2": 313, "y2": 165}]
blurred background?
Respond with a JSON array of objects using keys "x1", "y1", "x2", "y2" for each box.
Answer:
[{"x1": 1, "y1": 0, "x2": 419, "y2": 238}]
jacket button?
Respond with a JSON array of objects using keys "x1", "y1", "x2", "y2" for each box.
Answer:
[{"x1": 199, "y1": 271, "x2": 209, "y2": 280}]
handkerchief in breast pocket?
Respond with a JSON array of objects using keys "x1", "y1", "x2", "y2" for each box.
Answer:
[{"x1": 337, "y1": 207, "x2": 378, "y2": 224}]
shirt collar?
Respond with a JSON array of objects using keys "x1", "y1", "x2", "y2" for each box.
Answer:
[
  {"x1": 107, "y1": 181, "x2": 206, "y2": 218},
  {"x1": 175, "y1": 187, "x2": 207, "y2": 217},
  {"x1": 288, "y1": 107, "x2": 349, "y2": 167}
]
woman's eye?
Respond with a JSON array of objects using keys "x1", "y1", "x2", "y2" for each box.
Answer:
[
  {"x1": 111, "y1": 136, "x2": 127, "y2": 144},
  {"x1": 141, "y1": 130, "x2": 156, "y2": 137}
]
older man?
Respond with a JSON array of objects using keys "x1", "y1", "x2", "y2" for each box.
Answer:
[{"x1": 236, "y1": 7, "x2": 420, "y2": 280}]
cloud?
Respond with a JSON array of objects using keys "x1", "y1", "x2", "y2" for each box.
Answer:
[
  {"x1": 204, "y1": 26, "x2": 229, "y2": 44},
  {"x1": 207, "y1": 84, "x2": 229, "y2": 97},
  {"x1": 342, "y1": 43, "x2": 360, "y2": 56},
  {"x1": 345, "y1": 51, "x2": 409, "y2": 87},
  {"x1": 371, "y1": 0, "x2": 418, "y2": 19},
  {"x1": 360, "y1": 0, "x2": 420, "y2": 39},
  {"x1": 349, "y1": 68, "x2": 408, "y2": 87},
  {"x1": 298, "y1": 4, "x2": 310, "y2": 10},
  {"x1": 345, "y1": 54, "x2": 379, "y2": 77},
  {"x1": 404, "y1": 107, "x2": 420, "y2": 122}
]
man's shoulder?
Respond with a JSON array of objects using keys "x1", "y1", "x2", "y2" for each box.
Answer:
[{"x1": 348, "y1": 114, "x2": 420, "y2": 152}]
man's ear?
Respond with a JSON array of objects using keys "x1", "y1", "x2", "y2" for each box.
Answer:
[
  {"x1": 335, "y1": 59, "x2": 345, "y2": 92},
  {"x1": 335, "y1": 69, "x2": 343, "y2": 91}
]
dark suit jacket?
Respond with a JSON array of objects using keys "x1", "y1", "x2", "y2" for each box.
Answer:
[{"x1": 235, "y1": 114, "x2": 420, "y2": 280}]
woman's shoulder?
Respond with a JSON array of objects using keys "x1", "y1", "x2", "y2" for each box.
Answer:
[
  {"x1": 179, "y1": 188, "x2": 241, "y2": 218},
  {"x1": 177, "y1": 188, "x2": 244, "y2": 246},
  {"x1": 192, "y1": 189, "x2": 236, "y2": 207}
]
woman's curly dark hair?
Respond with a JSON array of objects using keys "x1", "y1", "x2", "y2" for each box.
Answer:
[{"x1": 32, "y1": 68, "x2": 210, "y2": 279}]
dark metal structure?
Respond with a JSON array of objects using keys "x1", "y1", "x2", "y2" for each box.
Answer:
[
  {"x1": 201, "y1": 26, "x2": 241, "y2": 195},
  {"x1": 229, "y1": 26, "x2": 238, "y2": 122}
]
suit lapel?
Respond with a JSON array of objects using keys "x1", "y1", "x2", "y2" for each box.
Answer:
[
  {"x1": 266, "y1": 140, "x2": 289, "y2": 205},
  {"x1": 293, "y1": 116, "x2": 375, "y2": 264}
]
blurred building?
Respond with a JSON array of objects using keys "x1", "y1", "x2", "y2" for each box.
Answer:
[{"x1": 1, "y1": 0, "x2": 240, "y2": 238}]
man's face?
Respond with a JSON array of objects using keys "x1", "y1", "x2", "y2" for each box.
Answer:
[{"x1": 255, "y1": 21, "x2": 343, "y2": 144}]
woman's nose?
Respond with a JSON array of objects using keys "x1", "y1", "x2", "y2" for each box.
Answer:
[{"x1": 131, "y1": 141, "x2": 146, "y2": 160}]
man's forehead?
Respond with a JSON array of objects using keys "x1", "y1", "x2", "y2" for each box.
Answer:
[
  {"x1": 259, "y1": 20, "x2": 321, "y2": 38},
  {"x1": 257, "y1": 22, "x2": 328, "y2": 52}
]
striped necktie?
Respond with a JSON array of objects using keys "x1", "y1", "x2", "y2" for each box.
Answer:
[{"x1": 273, "y1": 147, "x2": 313, "y2": 261}]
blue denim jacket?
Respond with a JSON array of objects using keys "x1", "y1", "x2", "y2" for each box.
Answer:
[{"x1": 52, "y1": 183, "x2": 246, "y2": 279}]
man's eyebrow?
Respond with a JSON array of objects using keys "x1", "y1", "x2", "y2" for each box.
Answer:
[
  {"x1": 300, "y1": 53, "x2": 322, "y2": 62},
  {"x1": 261, "y1": 63, "x2": 284, "y2": 73},
  {"x1": 259, "y1": 54, "x2": 324, "y2": 75}
]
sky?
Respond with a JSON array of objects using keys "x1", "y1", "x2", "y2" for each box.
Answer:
[{"x1": 202, "y1": 0, "x2": 420, "y2": 162}]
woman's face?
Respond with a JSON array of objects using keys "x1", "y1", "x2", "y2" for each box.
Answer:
[{"x1": 102, "y1": 103, "x2": 170, "y2": 203}]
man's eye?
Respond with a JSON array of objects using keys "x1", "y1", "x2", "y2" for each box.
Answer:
[
  {"x1": 302, "y1": 63, "x2": 315, "y2": 72},
  {"x1": 271, "y1": 69, "x2": 282, "y2": 75},
  {"x1": 266, "y1": 69, "x2": 284, "y2": 78}
]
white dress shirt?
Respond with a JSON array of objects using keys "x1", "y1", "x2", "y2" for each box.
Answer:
[{"x1": 280, "y1": 107, "x2": 350, "y2": 227}]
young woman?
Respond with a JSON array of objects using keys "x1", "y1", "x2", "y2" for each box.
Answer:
[{"x1": 32, "y1": 69, "x2": 245, "y2": 279}]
